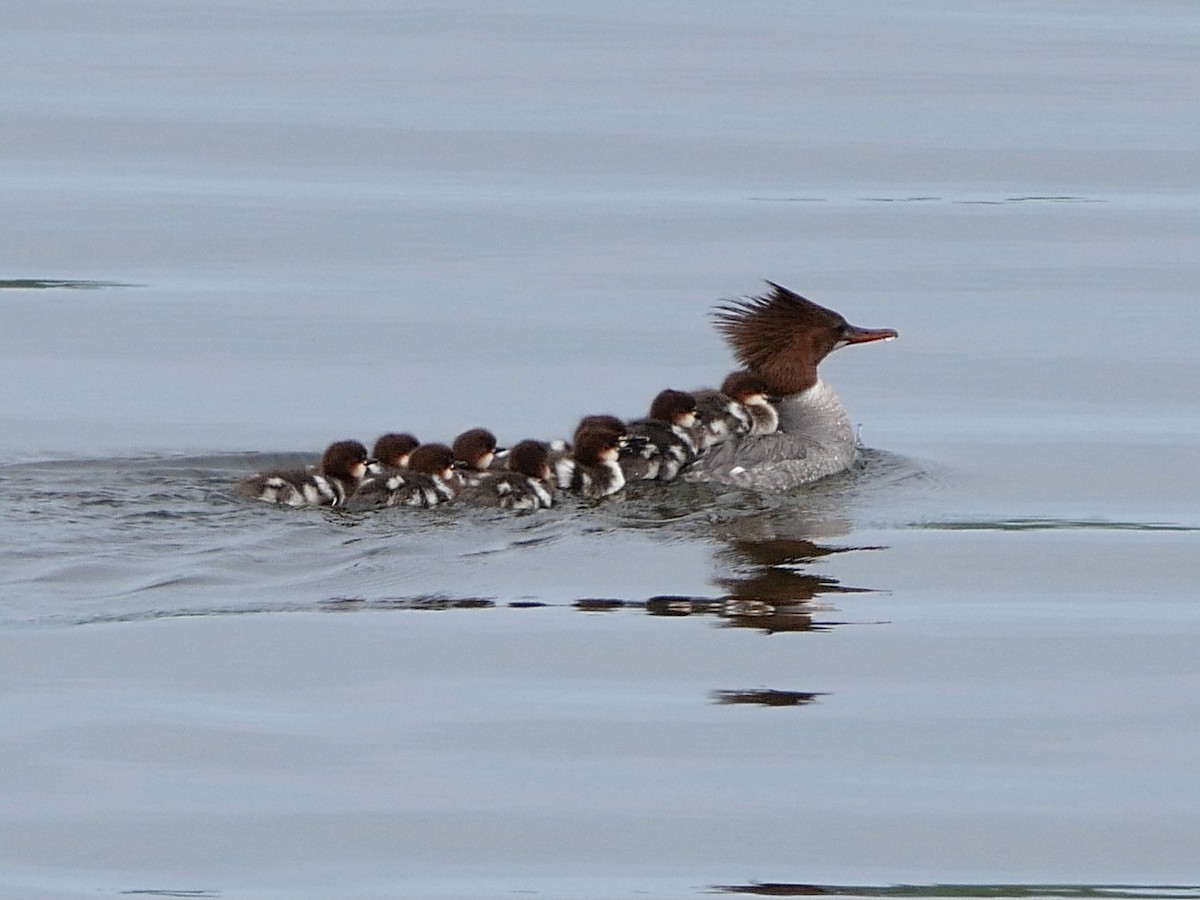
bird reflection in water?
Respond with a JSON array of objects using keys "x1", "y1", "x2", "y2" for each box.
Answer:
[{"x1": 622, "y1": 529, "x2": 881, "y2": 633}]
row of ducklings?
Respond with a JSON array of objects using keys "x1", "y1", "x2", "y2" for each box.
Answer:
[{"x1": 236, "y1": 370, "x2": 779, "y2": 511}]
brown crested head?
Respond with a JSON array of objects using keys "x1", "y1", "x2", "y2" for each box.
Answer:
[
  {"x1": 648, "y1": 389, "x2": 697, "y2": 425},
  {"x1": 713, "y1": 282, "x2": 896, "y2": 395},
  {"x1": 407, "y1": 443, "x2": 456, "y2": 478},
  {"x1": 372, "y1": 432, "x2": 420, "y2": 468},
  {"x1": 572, "y1": 428, "x2": 620, "y2": 465},
  {"x1": 451, "y1": 428, "x2": 499, "y2": 470},
  {"x1": 320, "y1": 440, "x2": 370, "y2": 481},
  {"x1": 506, "y1": 439, "x2": 552, "y2": 481},
  {"x1": 573, "y1": 414, "x2": 626, "y2": 443},
  {"x1": 719, "y1": 370, "x2": 771, "y2": 402}
]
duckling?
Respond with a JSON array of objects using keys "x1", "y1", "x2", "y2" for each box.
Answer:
[
  {"x1": 237, "y1": 440, "x2": 370, "y2": 508},
  {"x1": 568, "y1": 428, "x2": 626, "y2": 499},
  {"x1": 451, "y1": 427, "x2": 501, "y2": 487},
  {"x1": 367, "y1": 432, "x2": 420, "y2": 476},
  {"x1": 720, "y1": 370, "x2": 779, "y2": 436},
  {"x1": 352, "y1": 442, "x2": 457, "y2": 509},
  {"x1": 458, "y1": 439, "x2": 555, "y2": 511},
  {"x1": 688, "y1": 388, "x2": 753, "y2": 453},
  {"x1": 623, "y1": 389, "x2": 700, "y2": 482}
]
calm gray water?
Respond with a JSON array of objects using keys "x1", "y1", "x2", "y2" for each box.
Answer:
[{"x1": 2, "y1": 2, "x2": 1199, "y2": 898}]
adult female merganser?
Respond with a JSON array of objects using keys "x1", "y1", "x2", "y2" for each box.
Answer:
[
  {"x1": 568, "y1": 428, "x2": 626, "y2": 499},
  {"x1": 684, "y1": 283, "x2": 896, "y2": 491},
  {"x1": 236, "y1": 440, "x2": 370, "y2": 508},
  {"x1": 458, "y1": 439, "x2": 555, "y2": 511},
  {"x1": 720, "y1": 370, "x2": 780, "y2": 436},
  {"x1": 368, "y1": 432, "x2": 420, "y2": 474},
  {"x1": 623, "y1": 389, "x2": 700, "y2": 482},
  {"x1": 352, "y1": 442, "x2": 457, "y2": 508},
  {"x1": 451, "y1": 428, "x2": 500, "y2": 486}
]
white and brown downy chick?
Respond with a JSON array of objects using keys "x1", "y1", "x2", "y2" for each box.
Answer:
[
  {"x1": 352, "y1": 442, "x2": 458, "y2": 509},
  {"x1": 621, "y1": 389, "x2": 700, "y2": 482},
  {"x1": 236, "y1": 440, "x2": 370, "y2": 508},
  {"x1": 458, "y1": 439, "x2": 555, "y2": 511}
]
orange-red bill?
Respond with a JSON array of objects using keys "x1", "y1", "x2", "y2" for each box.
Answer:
[{"x1": 843, "y1": 323, "x2": 898, "y2": 345}]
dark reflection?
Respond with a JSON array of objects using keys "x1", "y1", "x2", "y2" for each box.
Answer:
[
  {"x1": 573, "y1": 598, "x2": 634, "y2": 612},
  {"x1": 712, "y1": 689, "x2": 825, "y2": 707},
  {"x1": 717, "y1": 602, "x2": 824, "y2": 634},
  {"x1": 708, "y1": 539, "x2": 874, "y2": 632},
  {"x1": 714, "y1": 885, "x2": 1200, "y2": 899},
  {"x1": 0, "y1": 278, "x2": 139, "y2": 290},
  {"x1": 321, "y1": 594, "x2": 495, "y2": 612}
]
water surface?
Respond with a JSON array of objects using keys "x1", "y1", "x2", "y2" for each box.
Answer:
[{"x1": 1, "y1": 2, "x2": 1198, "y2": 898}]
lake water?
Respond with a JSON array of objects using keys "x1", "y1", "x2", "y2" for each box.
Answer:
[{"x1": 2, "y1": 3, "x2": 1198, "y2": 898}]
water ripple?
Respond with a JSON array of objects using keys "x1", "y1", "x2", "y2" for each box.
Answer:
[{"x1": 0, "y1": 449, "x2": 914, "y2": 628}]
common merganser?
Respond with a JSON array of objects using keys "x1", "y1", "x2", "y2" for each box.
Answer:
[
  {"x1": 366, "y1": 432, "x2": 420, "y2": 477},
  {"x1": 451, "y1": 428, "x2": 500, "y2": 487},
  {"x1": 352, "y1": 442, "x2": 457, "y2": 508},
  {"x1": 236, "y1": 440, "x2": 370, "y2": 508},
  {"x1": 720, "y1": 370, "x2": 780, "y2": 436},
  {"x1": 458, "y1": 439, "x2": 555, "y2": 511},
  {"x1": 623, "y1": 389, "x2": 699, "y2": 482},
  {"x1": 568, "y1": 428, "x2": 626, "y2": 499},
  {"x1": 683, "y1": 283, "x2": 896, "y2": 491},
  {"x1": 688, "y1": 388, "x2": 753, "y2": 452},
  {"x1": 573, "y1": 414, "x2": 627, "y2": 444},
  {"x1": 551, "y1": 415, "x2": 633, "y2": 489}
]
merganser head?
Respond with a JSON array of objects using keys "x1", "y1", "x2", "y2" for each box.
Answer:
[
  {"x1": 714, "y1": 282, "x2": 897, "y2": 396},
  {"x1": 451, "y1": 427, "x2": 499, "y2": 472},
  {"x1": 573, "y1": 414, "x2": 627, "y2": 444},
  {"x1": 371, "y1": 432, "x2": 420, "y2": 469},
  {"x1": 719, "y1": 371, "x2": 772, "y2": 407},
  {"x1": 507, "y1": 439, "x2": 553, "y2": 482},
  {"x1": 573, "y1": 428, "x2": 621, "y2": 466},
  {"x1": 648, "y1": 389, "x2": 698, "y2": 429},
  {"x1": 319, "y1": 440, "x2": 371, "y2": 483},
  {"x1": 408, "y1": 443, "x2": 457, "y2": 481}
]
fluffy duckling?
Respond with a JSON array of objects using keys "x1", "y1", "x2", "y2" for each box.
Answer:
[
  {"x1": 352, "y1": 442, "x2": 457, "y2": 509},
  {"x1": 237, "y1": 440, "x2": 370, "y2": 508},
  {"x1": 551, "y1": 414, "x2": 628, "y2": 489},
  {"x1": 458, "y1": 439, "x2": 555, "y2": 511},
  {"x1": 720, "y1": 370, "x2": 779, "y2": 435},
  {"x1": 367, "y1": 432, "x2": 420, "y2": 476},
  {"x1": 568, "y1": 428, "x2": 626, "y2": 499},
  {"x1": 688, "y1": 388, "x2": 753, "y2": 452},
  {"x1": 451, "y1": 427, "x2": 500, "y2": 487},
  {"x1": 622, "y1": 389, "x2": 700, "y2": 482}
]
